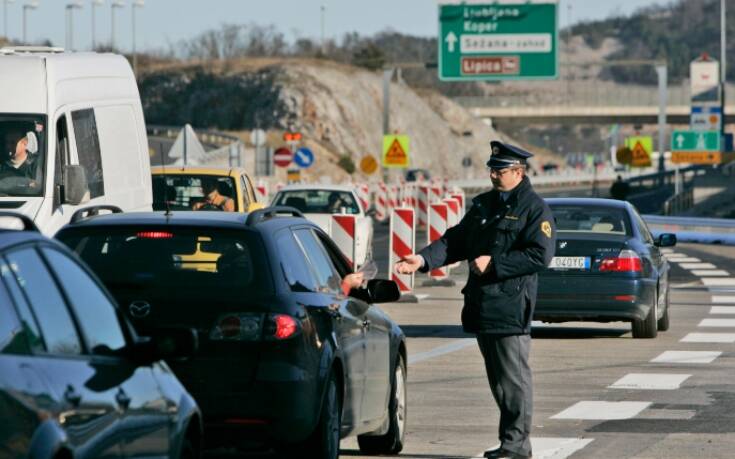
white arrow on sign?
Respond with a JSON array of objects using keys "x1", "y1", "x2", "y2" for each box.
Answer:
[
  {"x1": 296, "y1": 150, "x2": 310, "y2": 163},
  {"x1": 675, "y1": 134, "x2": 685, "y2": 149},
  {"x1": 445, "y1": 31, "x2": 458, "y2": 52}
]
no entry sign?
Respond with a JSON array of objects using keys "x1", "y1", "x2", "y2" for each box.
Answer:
[{"x1": 274, "y1": 147, "x2": 293, "y2": 168}]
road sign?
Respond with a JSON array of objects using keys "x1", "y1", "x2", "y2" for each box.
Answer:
[
  {"x1": 287, "y1": 169, "x2": 301, "y2": 183},
  {"x1": 293, "y1": 147, "x2": 314, "y2": 168},
  {"x1": 690, "y1": 55, "x2": 720, "y2": 103},
  {"x1": 273, "y1": 147, "x2": 293, "y2": 168},
  {"x1": 382, "y1": 135, "x2": 410, "y2": 168},
  {"x1": 671, "y1": 130, "x2": 720, "y2": 151},
  {"x1": 624, "y1": 136, "x2": 652, "y2": 168},
  {"x1": 671, "y1": 151, "x2": 722, "y2": 164},
  {"x1": 250, "y1": 129, "x2": 266, "y2": 147},
  {"x1": 690, "y1": 105, "x2": 722, "y2": 132},
  {"x1": 360, "y1": 155, "x2": 379, "y2": 175},
  {"x1": 438, "y1": 1, "x2": 558, "y2": 81}
]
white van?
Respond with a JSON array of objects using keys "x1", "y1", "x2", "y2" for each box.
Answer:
[{"x1": 0, "y1": 47, "x2": 152, "y2": 235}]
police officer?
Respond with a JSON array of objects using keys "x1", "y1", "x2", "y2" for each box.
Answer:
[{"x1": 395, "y1": 141, "x2": 556, "y2": 459}]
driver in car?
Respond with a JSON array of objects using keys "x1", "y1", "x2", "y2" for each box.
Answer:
[
  {"x1": 192, "y1": 177, "x2": 235, "y2": 212},
  {"x1": 1, "y1": 131, "x2": 39, "y2": 180}
]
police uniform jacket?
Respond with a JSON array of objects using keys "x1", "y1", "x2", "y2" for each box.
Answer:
[{"x1": 418, "y1": 176, "x2": 556, "y2": 335}]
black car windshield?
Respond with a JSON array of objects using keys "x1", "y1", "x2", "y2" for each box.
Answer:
[
  {"x1": 551, "y1": 205, "x2": 632, "y2": 236},
  {"x1": 273, "y1": 189, "x2": 359, "y2": 214},
  {"x1": 58, "y1": 227, "x2": 273, "y2": 297},
  {"x1": 152, "y1": 174, "x2": 238, "y2": 211},
  {"x1": 0, "y1": 114, "x2": 47, "y2": 197}
]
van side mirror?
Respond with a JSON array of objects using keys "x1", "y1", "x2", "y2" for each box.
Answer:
[
  {"x1": 63, "y1": 165, "x2": 90, "y2": 205},
  {"x1": 367, "y1": 279, "x2": 401, "y2": 303},
  {"x1": 655, "y1": 233, "x2": 677, "y2": 247}
]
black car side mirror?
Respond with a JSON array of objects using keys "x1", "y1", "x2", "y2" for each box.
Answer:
[
  {"x1": 367, "y1": 279, "x2": 401, "y2": 303},
  {"x1": 655, "y1": 233, "x2": 677, "y2": 247},
  {"x1": 132, "y1": 327, "x2": 198, "y2": 365}
]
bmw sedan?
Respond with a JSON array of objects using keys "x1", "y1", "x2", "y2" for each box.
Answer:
[
  {"x1": 55, "y1": 206, "x2": 407, "y2": 459},
  {"x1": 535, "y1": 198, "x2": 677, "y2": 338}
]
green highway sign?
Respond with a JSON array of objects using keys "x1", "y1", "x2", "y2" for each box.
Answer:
[
  {"x1": 438, "y1": 1, "x2": 558, "y2": 81},
  {"x1": 671, "y1": 130, "x2": 720, "y2": 152}
]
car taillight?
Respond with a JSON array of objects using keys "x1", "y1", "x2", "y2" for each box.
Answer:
[
  {"x1": 599, "y1": 249, "x2": 642, "y2": 272},
  {"x1": 209, "y1": 313, "x2": 301, "y2": 341},
  {"x1": 272, "y1": 314, "x2": 298, "y2": 339},
  {"x1": 137, "y1": 231, "x2": 174, "y2": 239}
]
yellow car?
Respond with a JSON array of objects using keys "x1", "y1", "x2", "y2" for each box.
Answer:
[{"x1": 151, "y1": 166, "x2": 264, "y2": 213}]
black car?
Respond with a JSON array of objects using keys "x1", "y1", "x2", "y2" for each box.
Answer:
[
  {"x1": 535, "y1": 198, "x2": 677, "y2": 338},
  {"x1": 0, "y1": 212, "x2": 202, "y2": 458},
  {"x1": 56, "y1": 206, "x2": 407, "y2": 459}
]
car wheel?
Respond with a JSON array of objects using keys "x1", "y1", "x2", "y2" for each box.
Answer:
[
  {"x1": 357, "y1": 354, "x2": 407, "y2": 455},
  {"x1": 632, "y1": 296, "x2": 658, "y2": 339},
  {"x1": 179, "y1": 437, "x2": 197, "y2": 459},
  {"x1": 304, "y1": 371, "x2": 341, "y2": 459},
  {"x1": 657, "y1": 287, "x2": 670, "y2": 331}
]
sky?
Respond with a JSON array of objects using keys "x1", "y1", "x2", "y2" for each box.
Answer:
[{"x1": 2, "y1": 0, "x2": 675, "y2": 53}]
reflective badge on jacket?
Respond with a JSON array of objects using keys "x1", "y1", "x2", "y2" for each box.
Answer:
[{"x1": 541, "y1": 221, "x2": 552, "y2": 238}]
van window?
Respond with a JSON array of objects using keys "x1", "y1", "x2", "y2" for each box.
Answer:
[
  {"x1": 0, "y1": 114, "x2": 47, "y2": 197},
  {"x1": 71, "y1": 109, "x2": 104, "y2": 198},
  {"x1": 54, "y1": 115, "x2": 70, "y2": 207}
]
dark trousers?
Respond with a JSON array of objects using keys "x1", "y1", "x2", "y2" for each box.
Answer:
[{"x1": 476, "y1": 333, "x2": 533, "y2": 456}]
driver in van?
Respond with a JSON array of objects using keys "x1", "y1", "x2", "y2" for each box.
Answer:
[
  {"x1": 192, "y1": 177, "x2": 235, "y2": 212},
  {"x1": 1, "y1": 131, "x2": 39, "y2": 180}
]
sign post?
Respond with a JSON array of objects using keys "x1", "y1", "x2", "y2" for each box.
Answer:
[{"x1": 438, "y1": 1, "x2": 558, "y2": 81}]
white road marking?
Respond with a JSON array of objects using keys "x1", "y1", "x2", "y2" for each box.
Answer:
[
  {"x1": 608, "y1": 373, "x2": 690, "y2": 390},
  {"x1": 710, "y1": 306, "x2": 735, "y2": 314},
  {"x1": 701, "y1": 278, "x2": 735, "y2": 286},
  {"x1": 408, "y1": 338, "x2": 475, "y2": 365},
  {"x1": 681, "y1": 333, "x2": 735, "y2": 343},
  {"x1": 551, "y1": 401, "x2": 650, "y2": 420},
  {"x1": 711, "y1": 295, "x2": 735, "y2": 303},
  {"x1": 698, "y1": 318, "x2": 735, "y2": 327},
  {"x1": 679, "y1": 263, "x2": 717, "y2": 270},
  {"x1": 663, "y1": 251, "x2": 684, "y2": 257},
  {"x1": 692, "y1": 270, "x2": 730, "y2": 276},
  {"x1": 650, "y1": 350, "x2": 722, "y2": 364},
  {"x1": 668, "y1": 257, "x2": 701, "y2": 263},
  {"x1": 471, "y1": 437, "x2": 595, "y2": 459},
  {"x1": 414, "y1": 294, "x2": 429, "y2": 300},
  {"x1": 660, "y1": 248, "x2": 675, "y2": 253}
]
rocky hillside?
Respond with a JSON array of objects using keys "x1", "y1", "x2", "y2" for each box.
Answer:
[{"x1": 139, "y1": 58, "x2": 552, "y2": 181}]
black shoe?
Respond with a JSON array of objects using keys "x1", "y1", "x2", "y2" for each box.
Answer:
[{"x1": 484, "y1": 448, "x2": 532, "y2": 459}]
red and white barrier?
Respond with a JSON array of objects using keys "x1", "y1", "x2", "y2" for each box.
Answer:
[
  {"x1": 427, "y1": 202, "x2": 449, "y2": 279},
  {"x1": 389, "y1": 207, "x2": 416, "y2": 293},
  {"x1": 355, "y1": 183, "x2": 370, "y2": 214},
  {"x1": 430, "y1": 186, "x2": 443, "y2": 205},
  {"x1": 443, "y1": 197, "x2": 460, "y2": 229},
  {"x1": 450, "y1": 191, "x2": 466, "y2": 219},
  {"x1": 388, "y1": 184, "x2": 399, "y2": 211},
  {"x1": 375, "y1": 183, "x2": 388, "y2": 222},
  {"x1": 417, "y1": 185, "x2": 429, "y2": 227},
  {"x1": 331, "y1": 214, "x2": 357, "y2": 270},
  {"x1": 255, "y1": 180, "x2": 269, "y2": 205}
]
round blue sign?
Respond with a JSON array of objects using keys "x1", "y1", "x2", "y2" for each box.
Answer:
[{"x1": 293, "y1": 147, "x2": 315, "y2": 168}]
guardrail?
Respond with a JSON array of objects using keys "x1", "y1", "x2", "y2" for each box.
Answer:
[{"x1": 644, "y1": 214, "x2": 735, "y2": 245}]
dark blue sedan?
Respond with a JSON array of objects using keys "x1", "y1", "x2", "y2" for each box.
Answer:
[{"x1": 535, "y1": 198, "x2": 677, "y2": 338}]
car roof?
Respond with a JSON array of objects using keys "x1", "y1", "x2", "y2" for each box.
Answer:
[
  {"x1": 545, "y1": 198, "x2": 632, "y2": 210},
  {"x1": 150, "y1": 166, "x2": 250, "y2": 178},
  {"x1": 0, "y1": 230, "x2": 55, "y2": 252},
  {"x1": 58, "y1": 211, "x2": 312, "y2": 233},
  {"x1": 277, "y1": 184, "x2": 356, "y2": 193}
]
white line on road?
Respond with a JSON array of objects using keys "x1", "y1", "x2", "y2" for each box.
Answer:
[
  {"x1": 679, "y1": 263, "x2": 717, "y2": 270},
  {"x1": 710, "y1": 306, "x2": 735, "y2": 314},
  {"x1": 698, "y1": 318, "x2": 735, "y2": 327},
  {"x1": 551, "y1": 401, "x2": 650, "y2": 420},
  {"x1": 414, "y1": 294, "x2": 429, "y2": 300},
  {"x1": 408, "y1": 338, "x2": 475, "y2": 365},
  {"x1": 680, "y1": 333, "x2": 735, "y2": 343},
  {"x1": 650, "y1": 350, "x2": 722, "y2": 364},
  {"x1": 470, "y1": 437, "x2": 594, "y2": 459},
  {"x1": 692, "y1": 270, "x2": 730, "y2": 276},
  {"x1": 701, "y1": 278, "x2": 735, "y2": 286},
  {"x1": 711, "y1": 295, "x2": 735, "y2": 303},
  {"x1": 608, "y1": 373, "x2": 691, "y2": 390},
  {"x1": 668, "y1": 257, "x2": 702, "y2": 263}
]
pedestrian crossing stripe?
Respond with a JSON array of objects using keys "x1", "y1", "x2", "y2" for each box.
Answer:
[
  {"x1": 551, "y1": 401, "x2": 650, "y2": 420},
  {"x1": 608, "y1": 373, "x2": 690, "y2": 390},
  {"x1": 650, "y1": 350, "x2": 722, "y2": 364},
  {"x1": 681, "y1": 333, "x2": 735, "y2": 343}
]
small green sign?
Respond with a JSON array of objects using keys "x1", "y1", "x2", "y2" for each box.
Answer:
[
  {"x1": 438, "y1": 2, "x2": 558, "y2": 81},
  {"x1": 671, "y1": 130, "x2": 721, "y2": 152}
]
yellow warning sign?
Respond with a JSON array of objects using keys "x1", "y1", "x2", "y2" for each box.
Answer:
[
  {"x1": 360, "y1": 155, "x2": 379, "y2": 175},
  {"x1": 671, "y1": 151, "x2": 721, "y2": 164},
  {"x1": 625, "y1": 136, "x2": 652, "y2": 168},
  {"x1": 382, "y1": 135, "x2": 410, "y2": 168}
]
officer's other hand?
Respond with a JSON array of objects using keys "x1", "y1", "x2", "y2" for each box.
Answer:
[
  {"x1": 470, "y1": 255, "x2": 492, "y2": 275},
  {"x1": 395, "y1": 255, "x2": 422, "y2": 274}
]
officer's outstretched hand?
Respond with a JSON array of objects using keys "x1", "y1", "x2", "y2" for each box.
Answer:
[
  {"x1": 395, "y1": 254, "x2": 423, "y2": 274},
  {"x1": 470, "y1": 255, "x2": 492, "y2": 276}
]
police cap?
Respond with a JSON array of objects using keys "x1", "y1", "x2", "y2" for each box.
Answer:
[{"x1": 486, "y1": 141, "x2": 534, "y2": 169}]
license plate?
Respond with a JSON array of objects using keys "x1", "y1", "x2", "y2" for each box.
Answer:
[{"x1": 549, "y1": 256, "x2": 590, "y2": 270}]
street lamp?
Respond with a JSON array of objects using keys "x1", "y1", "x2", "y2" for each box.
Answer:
[
  {"x1": 132, "y1": 0, "x2": 143, "y2": 75},
  {"x1": 91, "y1": 0, "x2": 103, "y2": 50},
  {"x1": 65, "y1": 1, "x2": 83, "y2": 51},
  {"x1": 110, "y1": 0, "x2": 124, "y2": 51},
  {"x1": 3, "y1": 0, "x2": 15, "y2": 41},
  {"x1": 22, "y1": 1, "x2": 36, "y2": 44}
]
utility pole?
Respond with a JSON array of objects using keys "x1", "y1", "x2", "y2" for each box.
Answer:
[
  {"x1": 65, "y1": 2, "x2": 83, "y2": 51},
  {"x1": 320, "y1": 4, "x2": 326, "y2": 55},
  {"x1": 111, "y1": 0, "x2": 124, "y2": 51},
  {"x1": 22, "y1": 1, "x2": 37, "y2": 44},
  {"x1": 92, "y1": 0, "x2": 103, "y2": 50},
  {"x1": 4, "y1": 0, "x2": 14, "y2": 41},
  {"x1": 721, "y1": 0, "x2": 727, "y2": 144},
  {"x1": 132, "y1": 0, "x2": 144, "y2": 77},
  {"x1": 656, "y1": 64, "x2": 668, "y2": 177}
]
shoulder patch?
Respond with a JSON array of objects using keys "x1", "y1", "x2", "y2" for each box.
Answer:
[{"x1": 541, "y1": 221, "x2": 552, "y2": 238}]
